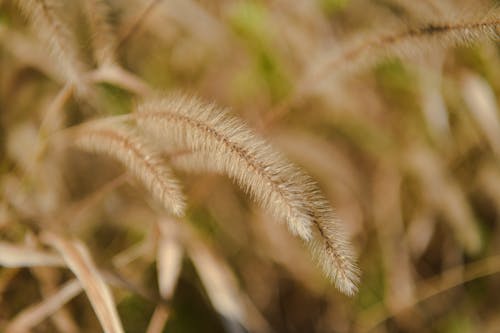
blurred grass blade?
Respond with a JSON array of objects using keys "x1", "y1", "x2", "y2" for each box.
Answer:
[
  {"x1": 88, "y1": 65, "x2": 152, "y2": 96},
  {"x1": 183, "y1": 225, "x2": 247, "y2": 333},
  {"x1": 157, "y1": 218, "x2": 183, "y2": 299},
  {"x1": 405, "y1": 146, "x2": 481, "y2": 254},
  {"x1": 30, "y1": 267, "x2": 79, "y2": 333},
  {"x1": 461, "y1": 72, "x2": 500, "y2": 156},
  {"x1": 146, "y1": 305, "x2": 171, "y2": 333},
  {"x1": 477, "y1": 163, "x2": 500, "y2": 210},
  {"x1": 0, "y1": 28, "x2": 63, "y2": 83},
  {"x1": 112, "y1": 237, "x2": 152, "y2": 268},
  {"x1": 144, "y1": 219, "x2": 184, "y2": 333},
  {"x1": 0, "y1": 242, "x2": 64, "y2": 267},
  {"x1": 372, "y1": 166, "x2": 416, "y2": 318},
  {"x1": 407, "y1": 209, "x2": 436, "y2": 258},
  {"x1": 6, "y1": 279, "x2": 82, "y2": 333},
  {"x1": 418, "y1": 63, "x2": 450, "y2": 142},
  {"x1": 41, "y1": 232, "x2": 125, "y2": 333},
  {"x1": 39, "y1": 83, "x2": 74, "y2": 136}
]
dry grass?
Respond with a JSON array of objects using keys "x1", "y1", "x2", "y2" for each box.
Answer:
[{"x1": 1, "y1": 0, "x2": 500, "y2": 332}]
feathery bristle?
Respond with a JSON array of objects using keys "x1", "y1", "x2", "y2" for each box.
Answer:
[
  {"x1": 72, "y1": 122, "x2": 185, "y2": 216},
  {"x1": 83, "y1": 0, "x2": 118, "y2": 66},
  {"x1": 15, "y1": 0, "x2": 86, "y2": 92},
  {"x1": 302, "y1": 12, "x2": 500, "y2": 90},
  {"x1": 133, "y1": 94, "x2": 359, "y2": 294},
  {"x1": 307, "y1": 197, "x2": 360, "y2": 296},
  {"x1": 135, "y1": 94, "x2": 315, "y2": 241}
]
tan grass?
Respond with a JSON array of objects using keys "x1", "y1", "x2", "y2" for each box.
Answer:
[
  {"x1": 4, "y1": 1, "x2": 500, "y2": 330},
  {"x1": 30, "y1": 267, "x2": 79, "y2": 333},
  {"x1": 183, "y1": 223, "x2": 249, "y2": 329},
  {"x1": 71, "y1": 122, "x2": 185, "y2": 216},
  {"x1": 83, "y1": 0, "x2": 118, "y2": 67},
  {"x1": 145, "y1": 219, "x2": 184, "y2": 333},
  {"x1": 133, "y1": 94, "x2": 360, "y2": 294},
  {"x1": 145, "y1": 306, "x2": 171, "y2": 333},
  {"x1": 135, "y1": 94, "x2": 316, "y2": 240},
  {"x1": 0, "y1": 28, "x2": 62, "y2": 83},
  {"x1": 405, "y1": 146, "x2": 482, "y2": 254},
  {"x1": 461, "y1": 71, "x2": 500, "y2": 156},
  {"x1": 14, "y1": 0, "x2": 87, "y2": 93},
  {"x1": 41, "y1": 232, "x2": 124, "y2": 333},
  {"x1": 0, "y1": 242, "x2": 64, "y2": 267},
  {"x1": 266, "y1": 10, "x2": 500, "y2": 126},
  {"x1": 5, "y1": 279, "x2": 82, "y2": 333},
  {"x1": 88, "y1": 65, "x2": 152, "y2": 96},
  {"x1": 302, "y1": 13, "x2": 500, "y2": 92},
  {"x1": 157, "y1": 219, "x2": 183, "y2": 299}
]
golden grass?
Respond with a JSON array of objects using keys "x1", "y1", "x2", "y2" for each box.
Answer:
[{"x1": 1, "y1": 0, "x2": 499, "y2": 332}]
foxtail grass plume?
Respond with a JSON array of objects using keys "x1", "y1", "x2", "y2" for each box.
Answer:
[
  {"x1": 302, "y1": 10, "x2": 500, "y2": 91},
  {"x1": 133, "y1": 94, "x2": 360, "y2": 294},
  {"x1": 82, "y1": 0, "x2": 118, "y2": 67},
  {"x1": 15, "y1": 0, "x2": 87, "y2": 93},
  {"x1": 71, "y1": 122, "x2": 185, "y2": 216},
  {"x1": 135, "y1": 95, "x2": 316, "y2": 241}
]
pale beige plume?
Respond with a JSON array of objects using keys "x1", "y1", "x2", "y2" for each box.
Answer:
[
  {"x1": 132, "y1": 94, "x2": 360, "y2": 294},
  {"x1": 71, "y1": 122, "x2": 185, "y2": 216}
]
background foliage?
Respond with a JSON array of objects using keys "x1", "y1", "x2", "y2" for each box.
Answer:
[{"x1": 1, "y1": 0, "x2": 500, "y2": 332}]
